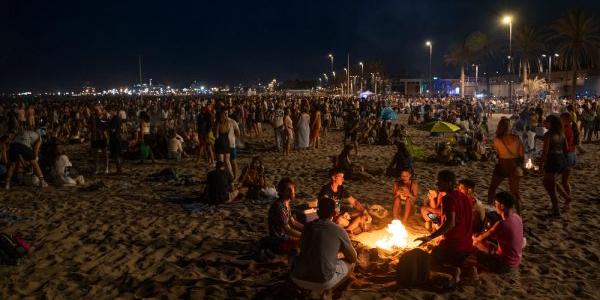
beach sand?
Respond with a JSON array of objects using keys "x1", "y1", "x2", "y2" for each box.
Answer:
[{"x1": 1, "y1": 114, "x2": 599, "y2": 299}]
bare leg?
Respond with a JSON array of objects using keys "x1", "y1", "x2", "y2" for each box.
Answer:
[
  {"x1": 508, "y1": 176, "x2": 522, "y2": 214},
  {"x1": 560, "y1": 168, "x2": 572, "y2": 210},
  {"x1": 4, "y1": 161, "x2": 18, "y2": 189},
  {"x1": 392, "y1": 198, "x2": 401, "y2": 220},
  {"x1": 402, "y1": 199, "x2": 412, "y2": 225},
  {"x1": 543, "y1": 173, "x2": 560, "y2": 216},
  {"x1": 487, "y1": 175, "x2": 504, "y2": 205}
]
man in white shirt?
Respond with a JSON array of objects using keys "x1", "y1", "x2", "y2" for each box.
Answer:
[{"x1": 273, "y1": 104, "x2": 284, "y2": 150}]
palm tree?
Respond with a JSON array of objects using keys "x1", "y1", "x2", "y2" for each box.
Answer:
[
  {"x1": 550, "y1": 10, "x2": 600, "y2": 101},
  {"x1": 465, "y1": 31, "x2": 499, "y2": 95},
  {"x1": 514, "y1": 25, "x2": 543, "y2": 99},
  {"x1": 445, "y1": 41, "x2": 471, "y2": 98}
]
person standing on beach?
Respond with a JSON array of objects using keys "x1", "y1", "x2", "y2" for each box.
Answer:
[
  {"x1": 213, "y1": 110, "x2": 234, "y2": 177},
  {"x1": 487, "y1": 117, "x2": 524, "y2": 214},
  {"x1": 272, "y1": 104, "x2": 285, "y2": 151},
  {"x1": 108, "y1": 108, "x2": 124, "y2": 174},
  {"x1": 227, "y1": 110, "x2": 240, "y2": 179},
  {"x1": 5, "y1": 128, "x2": 48, "y2": 189},
  {"x1": 296, "y1": 108, "x2": 311, "y2": 149},
  {"x1": 89, "y1": 105, "x2": 109, "y2": 174},
  {"x1": 310, "y1": 108, "x2": 322, "y2": 149},
  {"x1": 539, "y1": 115, "x2": 570, "y2": 217}
]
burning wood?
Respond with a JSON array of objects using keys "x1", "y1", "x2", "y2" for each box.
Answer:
[{"x1": 353, "y1": 220, "x2": 419, "y2": 251}]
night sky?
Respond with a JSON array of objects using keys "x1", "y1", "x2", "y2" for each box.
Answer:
[{"x1": 1, "y1": 0, "x2": 598, "y2": 92}]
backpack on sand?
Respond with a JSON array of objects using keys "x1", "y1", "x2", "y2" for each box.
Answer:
[{"x1": 0, "y1": 233, "x2": 29, "y2": 265}]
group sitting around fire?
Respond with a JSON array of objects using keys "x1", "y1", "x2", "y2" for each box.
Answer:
[{"x1": 266, "y1": 168, "x2": 524, "y2": 294}]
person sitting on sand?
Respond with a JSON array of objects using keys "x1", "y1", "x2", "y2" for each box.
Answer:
[
  {"x1": 267, "y1": 178, "x2": 304, "y2": 254},
  {"x1": 49, "y1": 144, "x2": 85, "y2": 186},
  {"x1": 332, "y1": 144, "x2": 365, "y2": 180},
  {"x1": 290, "y1": 197, "x2": 357, "y2": 299},
  {"x1": 239, "y1": 156, "x2": 266, "y2": 199},
  {"x1": 318, "y1": 169, "x2": 371, "y2": 235},
  {"x1": 167, "y1": 130, "x2": 185, "y2": 161},
  {"x1": 392, "y1": 168, "x2": 419, "y2": 225},
  {"x1": 420, "y1": 189, "x2": 446, "y2": 230},
  {"x1": 386, "y1": 142, "x2": 414, "y2": 177},
  {"x1": 472, "y1": 191, "x2": 523, "y2": 273},
  {"x1": 458, "y1": 179, "x2": 486, "y2": 234},
  {"x1": 204, "y1": 161, "x2": 238, "y2": 204},
  {"x1": 415, "y1": 170, "x2": 474, "y2": 282}
]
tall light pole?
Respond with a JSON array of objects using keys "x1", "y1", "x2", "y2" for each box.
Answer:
[
  {"x1": 472, "y1": 64, "x2": 479, "y2": 94},
  {"x1": 425, "y1": 41, "x2": 432, "y2": 95},
  {"x1": 358, "y1": 62, "x2": 364, "y2": 92},
  {"x1": 502, "y1": 15, "x2": 513, "y2": 109},
  {"x1": 542, "y1": 53, "x2": 559, "y2": 91},
  {"x1": 328, "y1": 54, "x2": 334, "y2": 75}
]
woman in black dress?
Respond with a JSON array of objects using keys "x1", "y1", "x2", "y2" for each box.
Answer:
[
  {"x1": 214, "y1": 110, "x2": 233, "y2": 177},
  {"x1": 539, "y1": 115, "x2": 569, "y2": 217}
]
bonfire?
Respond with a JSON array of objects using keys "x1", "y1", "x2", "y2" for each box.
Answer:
[{"x1": 353, "y1": 220, "x2": 419, "y2": 251}]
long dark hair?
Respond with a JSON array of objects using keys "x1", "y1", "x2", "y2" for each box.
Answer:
[
  {"x1": 545, "y1": 115, "x2": 564, "y2": 136},
  {"x1": 496, "y1": 117, "x2": 510, "y2": 138}
]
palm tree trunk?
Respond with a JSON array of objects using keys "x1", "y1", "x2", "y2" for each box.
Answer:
[
  {"x1": 460, "y1": 64, "x2": 465, "y2": 98},
  {"x1": 523, "y1": 59, "x2": 529, "y2": 101},
  {"x1": 571, "y1": 66, "x2": 577, "y2": 103}
]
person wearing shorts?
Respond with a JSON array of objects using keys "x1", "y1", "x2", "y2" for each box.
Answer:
[{"x1": 5, "y1": 130, "x2": 48, "y2": 189}]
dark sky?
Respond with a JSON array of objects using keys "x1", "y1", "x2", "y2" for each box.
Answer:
[{"x1": 0, "y1": 0, "x2": 598, "y2": 92}]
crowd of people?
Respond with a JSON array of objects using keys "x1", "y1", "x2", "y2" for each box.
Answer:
[{"x1": 1, "y1": 93, "x2": 598, "y2": 298}]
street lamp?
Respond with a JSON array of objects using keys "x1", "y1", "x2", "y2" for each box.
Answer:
[
  {"x1": 472, "y1": 64, "x2": 479, "y2": 94},
  {"x1": 502, "y1": 15, "x2": 513, "y2": 108},
  {"x1": 328, "y1": 54, "x2": 334, "y2": 75},
  {"x1": 542, "y1": 53, "x2": 559, "y2": 89},
  {"x1": 323, "y1": 73, "x2": 328, "y2": 81},
  {"x1": 358, "y1": 62, "x2": 364, "y2": 92},
  {"x1": 425, "y1": 41, "x2": 432, "y2": 95}
]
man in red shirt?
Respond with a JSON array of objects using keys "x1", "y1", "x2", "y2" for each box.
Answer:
[{"x1": 416, "y1": 170, "x2": 474, "y2": 277}]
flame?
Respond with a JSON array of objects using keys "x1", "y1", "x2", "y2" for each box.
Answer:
[
  {"x1": 525, "y1": 158, "x2": 533, "y2": 169},
  {"x1": 375, "y1": 220, "x2": 410, "y2": 250}
]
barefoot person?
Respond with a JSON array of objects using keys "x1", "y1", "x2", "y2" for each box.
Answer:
[
  {"x1": 487, "y1": 117, "x2": 524, "y2": 214},
  {"x1": 318, "y1": 169, "x2": 371, "y2": 234},
  {"x1": 392, "y1": 168, "x2": 419, "y2": 225},
  {"x1": 560, "y1": 112, "x2": 577, "y2": 211},
  {"x1": 472, "y1": 191, "x2": 524, "y2": 273},
  {"x1": 290, "y1": 197, "x2": 357, "y2": 299},
  {"x1": 539, "y1": 115, "x2": 570, "y2": 217},
  {"x1": 415, "y1": 170, "x2": 474, "y2": 283}
]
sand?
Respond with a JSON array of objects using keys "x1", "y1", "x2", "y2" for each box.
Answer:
[{"x1": 1, "y1": 114, "x2": 599, "y2": 299}]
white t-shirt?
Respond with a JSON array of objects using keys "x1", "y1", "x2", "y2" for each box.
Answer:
[
  {"x1": 227, "y1": 118, "x2": 240, "y2": 149},
  {"x1": 55, "y1": 154, "x2": 72, "y2": 177},
  {"x1": 168, "y1": 135, "x2": 184, "y2": 152},
  {"x1": 14, "y1": 130, "x2": 39, "y2": 149}
]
